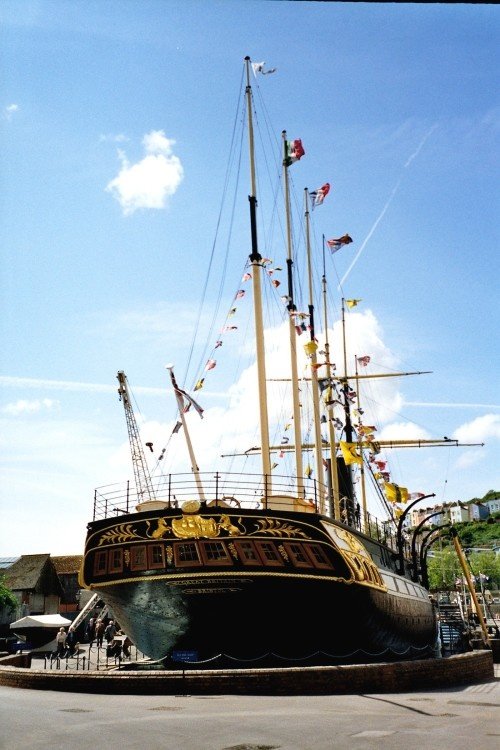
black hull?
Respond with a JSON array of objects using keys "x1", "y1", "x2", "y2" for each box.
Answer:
[
  {"x1": 99, "y1": 575, "x2": 436, "y2": 666},
  {"x1": 81, "y1": 504, "x2": 437, "y2": 666}
]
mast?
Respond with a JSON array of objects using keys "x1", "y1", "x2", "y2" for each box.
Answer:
[
  {"x1": 354, "y1": 356, "x2": 368, "y2": 530},
  {"x1": 340, "y1": 297, "x2": 356, "y2": 514},
  {"x1": 166, "y1": 365, "x2": 206, "y2": 501},
  {"x1": 117, "y1": 371, "x2": 155, "y2": 505},
  {"x1": 282, "y1": 129, "x2": 304, "y2": 497},
  {"x1": 304, "y1": 188, "x2": 326, "y2": 510},
  {"x1": 321, "y1": 237, "x2": 340, "y2": 518},
  {"x1": 244, "y1": 56, "x2": 272, "y2": 486}
]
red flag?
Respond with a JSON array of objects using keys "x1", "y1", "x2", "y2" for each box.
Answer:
[
  {"x1": 310, "y1": 182, "x2": 330, "y2": 209},
  {"x1": 327, "y1": 234, "x2": 353, "y2": 252}
]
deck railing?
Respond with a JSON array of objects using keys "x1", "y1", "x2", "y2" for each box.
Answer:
[{"x1": 92, "y1": 471, "x2": 407, "y2": 557}]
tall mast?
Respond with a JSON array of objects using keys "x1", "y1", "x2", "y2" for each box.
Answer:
[
  {"x1": 244, "y1": 56, "x2": 272, "y2": 486},
  {"x1": 340, "y1": 297, "x2": 356, "y2": 511},
  {"x1": 354, "y1": 356, "x2": 368, "y2": 530},
  {"x1": 321, "y1": 238, "x2": 340, "y2": 518},
  {"x1": 166, "y1": 365, "x2": 206, "y2": 501},
  {"x1": 304, "y1": 188, "x2": 326, "y2": 510},
  {"x1": 282, "y1": 130, "x2": 304, "y2": 497}
]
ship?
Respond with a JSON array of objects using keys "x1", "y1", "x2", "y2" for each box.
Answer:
[{"x1": 79, "y1": 57, "x2": 449, "y2": 668}]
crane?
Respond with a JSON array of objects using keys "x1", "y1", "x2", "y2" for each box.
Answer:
[{"x1": 117, "y1": 370, "x2": 155, "y2": 505}]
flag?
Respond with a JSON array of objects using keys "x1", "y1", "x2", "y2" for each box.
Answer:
[
  {"x1": 357, "y1": 425, "x2": 376, "y2": 436},
  {"x1": 326, "y1": 234, "x2": 353, "y2": 252},
  {"x1": 284, "y1": 138, "x2": 305, "y2": 166},
  {"x1": 271, "y1": 462, "x2": 279, "y2": 470},
  {"x1": 340, "y1": 441, "x2": 363, "y2": 466},
  {"x1": 205, "y1": 359, "x2": 216, "y2": 371},
  {"x1": 305, "y1": 465, "x2": 313, "y2": 478},
  {"x1": 309, "y1": 182, "x2": 330, "y2": 209},
  {"x1": 242, "y1": 272, "x2": 252, "y2": 282},
  {"x1": 214, "y1": 340, "x2": 223, "y2": 349},
  {"x1": 222, "y1": 325, "x2": 238, "y2": 332},
  {"x1": 357, "y1": 355, "x2": 371, "y2": 367},
  {"x1": 281, "y1": 436, "x2": 289, "y2": 444},
  {"x1": 384, "y1": 482, "x2": 409, "y2": 504},
  {"x1": 271, "y1": 279, "x2": 281, "y2": 288},
  {"x1": 175, "y1": 387, "x2": 204, "y2": 419},
  {"x1": 346, "y1": 299, "x2": 361, "y2": 308},
  {"x1": 409, "y1": 492, "x2": 425, "y2": 502},
  {"x1": 194, "y1": 378, "x2": 205, "y2": 391},
  {"x1": 172, "y1": 421, "x2": 182, "y2": 434},
  {"x1": 251, "y1": 61, "x2": 277, "y2": 76},
  {"x1": 235, "y1": 289, "x2": 245, "y2": 299},
  {"x1": 228, "y1": 307, "x2": 237, "y2": 316}
]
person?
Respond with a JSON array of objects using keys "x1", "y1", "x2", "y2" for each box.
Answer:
[
  {"x1": 66, "y1": 626, "x2": 78, "y2": 656},
  {"x1": 95, "y1": 618, "x2": 105, "y2": 648},
  {"x1": 86, "y1": 616, "x2": 96, "y2": 646},
  {"x1": 122, "y1": 636, "x2": 132, "y2": 659},
  {"x1": 55, "y1": 627, "x2": 66, "y2": 657},
  {"x1": 104, "y1": 620, "x2": 117, "y2": 645}
]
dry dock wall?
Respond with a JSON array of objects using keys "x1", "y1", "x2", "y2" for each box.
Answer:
[{"x1": 0, "y1": 651, "x2": 494, "y2": 694}]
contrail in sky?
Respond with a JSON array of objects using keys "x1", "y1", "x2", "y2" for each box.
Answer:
[
  {"x1": 1, "y1": 376, "x2": 496, "y2": 410},
  {"x1": 339, "y1": 123, "x2": 439, "y2": 288},
  {"x1": 0, "y1": 375, "x2": 223, "y2": 398}
]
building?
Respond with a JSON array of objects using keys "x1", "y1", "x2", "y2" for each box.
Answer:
[
  {"x1": 3, "y1": 554, "x2": 63, "y2": 618},
  {"x1": 51, "y1": 556, "x2": 83, "y2": 614}
]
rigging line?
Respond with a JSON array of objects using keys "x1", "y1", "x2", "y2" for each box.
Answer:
[{"x1": 182, "y1": 65, "x2": 245, "y2": 388}]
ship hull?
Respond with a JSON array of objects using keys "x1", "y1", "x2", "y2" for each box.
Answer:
[{"x1": 80, "y1": 504, "x2": 437, "y2": 666}]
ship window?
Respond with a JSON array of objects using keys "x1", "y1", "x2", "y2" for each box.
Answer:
[
  {"x1": 94, "y1": 551, "x2": 107, "y2": 576},
  {"x1": 255, "y1": 542, "x2": 284, "y2": 567},
  {"x1": 174, "y1": 542, "x2": 201, "y2": 567},
  {"x1": 108, "y1": 548, "x2": 123, "y2": 574},
  {"x1": 148, "y1": 544, "x2": 165, "y2": 569},
  {"x1": 283, "y1": 542, "x2": 311, "y2": 569},
  {"x1": 233, "y1": 540, "x2": 262, "y2": 565},
  {"x1": 199, "y1": 541, "x2": 233, "y2": 566},
  {"x1": 130, "y1": 545, "x2": 147, "y2": 571},
  {"x1": 304, "y1": 544, "x2": 333, "y2": 570}
]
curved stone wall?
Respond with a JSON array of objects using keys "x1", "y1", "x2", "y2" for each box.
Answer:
[{"x1": 0, "y1": 651, "x2": 493, "y2": 695}]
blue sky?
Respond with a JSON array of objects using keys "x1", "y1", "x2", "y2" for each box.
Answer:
[{"x1": 1, "y1": 1, "x2": 499, "y2": 556}]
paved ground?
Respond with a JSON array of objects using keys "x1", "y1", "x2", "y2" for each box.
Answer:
[{"x1": 1, "y1": 666, "x2": 499, "y2": 750}]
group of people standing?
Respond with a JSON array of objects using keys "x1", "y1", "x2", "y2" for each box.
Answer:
[
  {"x1": 86, "y1": 616, "x2": 132, "y2": 658},
  {"x1": 54, "y1": 615, "x2": 132, "y2": 660},
  {"x1": 55, "y1": 625, "x2": 78, "y2": 657}
]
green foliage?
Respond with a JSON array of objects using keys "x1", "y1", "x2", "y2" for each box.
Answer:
[
  {"x1": 0, "y1": 575, "x2": 18, "y2": 614},
  {"x1": 427, "y1": 549, "x2": 500, "y2": 591}
]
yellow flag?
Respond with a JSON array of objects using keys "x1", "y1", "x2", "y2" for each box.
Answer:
[
  {"x1": 346, "y1": 299, "x2": 362, "y2": 309},
  {"x1": 340, "y1": 441, "x2": 363, "y2": 466},
  {"x1": 304, "y1": 340, "x2": 317, "y2": 357},
  {"x1": 384, "y1": 482, "x2": 409, "y2": 504}
]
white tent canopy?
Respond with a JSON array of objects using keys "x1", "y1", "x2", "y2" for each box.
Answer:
[{"x1": 10, "y1": 614, "x2": 71, "y2": 629}]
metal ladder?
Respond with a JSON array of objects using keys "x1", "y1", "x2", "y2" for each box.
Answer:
[{"x1": 71, "y1": 593, "x2": 108, "y2": 631}]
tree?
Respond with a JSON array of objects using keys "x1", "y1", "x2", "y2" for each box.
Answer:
[
  {"x1": 427, "y1": 549, "x2": 462, "y2": 591},
  {"x1": 0, "y1": 574, "x2": 18, "y2": 615}
]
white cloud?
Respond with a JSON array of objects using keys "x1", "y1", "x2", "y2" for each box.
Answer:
[
  {"x1": 452, "y1": 414, "x2": 500, "y2": 444},
  {"x1": 99, "y1": 133, "x2": 129, "y2": 143},
  {"x1": 2, "y1": 398, "x2": 59, "y2": 415},
  {"x1": 105, "y1": 129, "x2": 183, "y2": 215},
  {"x1": 3, "y1": 103, "x2": 19, "y2": 120}
]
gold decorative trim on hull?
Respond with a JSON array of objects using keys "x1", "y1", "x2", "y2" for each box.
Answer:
[
  {"x1": 320, "y1": 522, "x2": 387, "y2": 591},
  {"x1": 91, "y1": 511, "x2": 311, "y2": 548}
]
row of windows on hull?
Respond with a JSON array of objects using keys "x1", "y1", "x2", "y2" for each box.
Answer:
[{"x1": 92, "y1": 538, "x2": 336, "y2": 578}]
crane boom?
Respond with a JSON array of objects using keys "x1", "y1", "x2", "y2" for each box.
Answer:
[{"x1": 117, "y1": 370, "x2": 155, "y2": 504}]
